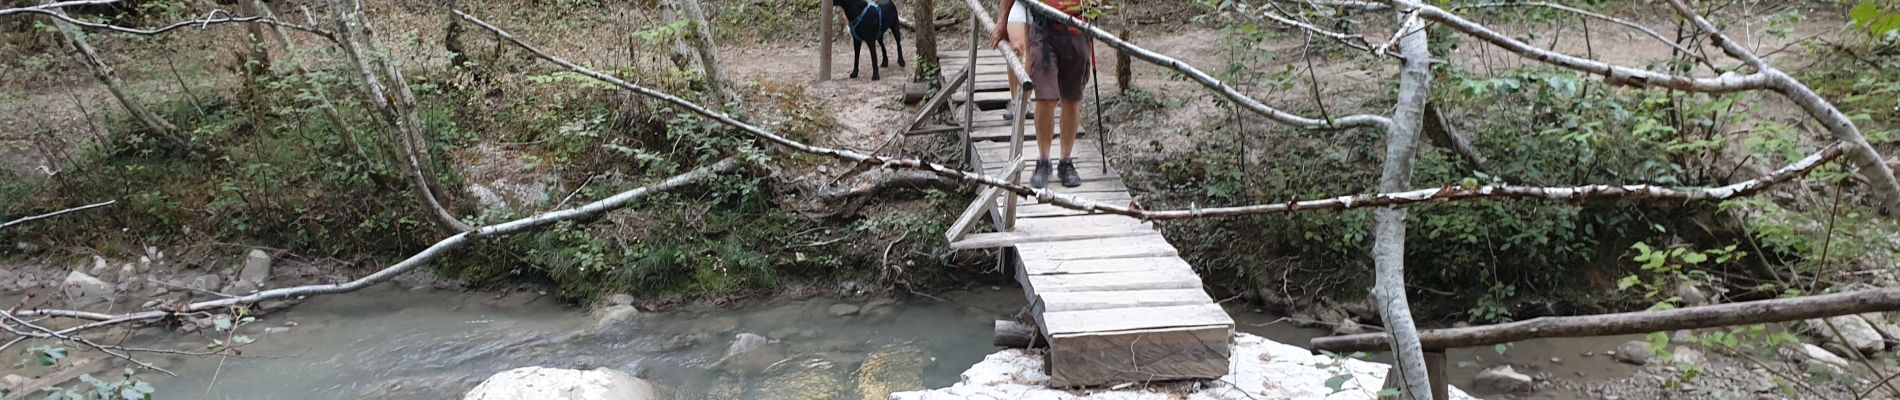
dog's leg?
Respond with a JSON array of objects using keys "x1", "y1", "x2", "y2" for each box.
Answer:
[
  {"x1": 877, "y1": 37, "x2": 890, "y2": 68},
  {"x1": 850, "y1": 38, "x2": 862, "y2": 79},
  {"x1": 870, "y1": 39, "x2": 881, "y2": 80},
  {"x1": 892, "y1": 26, "x2": 906, "y2": 67}
]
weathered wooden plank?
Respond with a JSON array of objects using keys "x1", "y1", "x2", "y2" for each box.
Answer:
[
  {"x1": 952, "y1": 90, "x2": 1013, "y2": 105},
  {"x1": 1022, "y1": 256, "x2": 1192, "y2": 276},
  {"x1": 1044, "y1": 325, "x2": 1233, "y2": 388},
  {"x1": 1024, "y1": 269, "x2": 1202, "y2": 301},
  {"x1": 974, "y1": 140, "x2": 1099, "y2": 157},
  {"x1": 1014, "y1": 235, "x2": 1179, "y2": 261},
  {"x1": 1034, "y1": 289, "x2": 1214, "y2": 313},
  {"x1": 950, "y1": 226, "x2": 1154, "y2": 250},
  {"x1": 969, "y1": 125, "x2": 1096, "y2": 142},
  {"x1": 1040, "y1": 304, "x2": 1233, "y2": 335}
]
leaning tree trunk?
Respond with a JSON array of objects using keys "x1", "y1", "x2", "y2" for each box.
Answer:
[
  {"x1": 330, "y1": 0, "x2": 472, "y2": 233},
  {"x1": 913, "y1": 0, "x2": 938, "y2": 79},
  {"x1": 657, "y1": 0, "x2": 695, "y2": 70},
  {"x1": 677, "y1": 0, "x2": 737, "y2": 109},
  {"x1": 1373, "y1": 13, "x2": 1435, "y2": 400},
  {"x1": 257, "y1": 0, "x2": 370, "y2": 163},
  {"x1": 39, "y1": 0, "x2": 180, "y2": 141}
]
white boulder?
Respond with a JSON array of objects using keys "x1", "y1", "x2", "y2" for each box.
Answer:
[
  {"x1": 463, "y1": 367, "x2": 656, "y2": 400},
  {"x1": 893, "y1": 333, "x2": 1477, "y2": 400},
  {"x1": 1473, "y1": 365, "x2": 1534, "y2": 394},
  {"x1": 1807, "y1": 315, "x2": 1885, "y2": 354}
]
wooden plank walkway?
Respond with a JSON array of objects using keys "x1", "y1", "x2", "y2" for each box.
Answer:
[{"x1": 936, "y1": 49, "x2": 1236, "y2": 388}]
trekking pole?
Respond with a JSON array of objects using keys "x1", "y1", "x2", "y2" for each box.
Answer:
[{"x1": 1092, "y1": 49, "x2": 1107, "y2": 174}]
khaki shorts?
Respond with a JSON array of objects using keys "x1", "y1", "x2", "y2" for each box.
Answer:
[{"x1": 1027, "y1": 22, "x2": 1091, "y2": 102}]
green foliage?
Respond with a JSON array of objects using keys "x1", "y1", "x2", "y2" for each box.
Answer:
[
  {"x1": 1852, "y1": 0, "x2": 1900, "y2": 37},
  {"x1": 1618, "y1": 242, "x2": 1744, "y2": 310},
  {"x1": 41, "y1": 369, "x2": 155, "y2": 400}
]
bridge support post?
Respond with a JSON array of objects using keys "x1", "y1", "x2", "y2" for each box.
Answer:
[
  {"x1": 1379, "y1": 349, "x2": 1448, "y2": 399},
  {"x1": 819, "y1": 0, "x2": 832, "y2": 81}
]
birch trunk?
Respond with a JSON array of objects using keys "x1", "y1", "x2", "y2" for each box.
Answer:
[
  {"x1": 331, "y1": 0, "x2": 472, "y2": 233},
  {"x1": 1373, "y1": 13, "x2": 1434, "y2": 400},
  {"x1": 677, "y1": 0, "x2": 737, "y2": 108},
  {"x1": 40, "y1": 0, "x2": 180, "y2": 140}
]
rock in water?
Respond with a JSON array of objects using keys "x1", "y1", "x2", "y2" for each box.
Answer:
[
  {"x1": 828, "y1": 303, "x2": 862, "y2": 317},
  {"x1": 607, "y1": 294, "x2": 637, "y2": 307},
  {"x1": 754, "y1": 358, "x2": 840, "y2": 400},
  {"x1": 857, "y1": 346, "x2": 930, "y2": 400},
  {"x1": 240, "y1": 249, "x2": 273, "y2": 286},
  {"x1": 1473, "y1": 365, "x2": 1535, "y2": 394},
  {"x1": 61, "y1": 271, "x2": 114, "y2": 306},
  {"x1": 718, "y1": 333, "x2": 786, "y2": 374},
  {"x1": 1613, "y1": 340, "x2": 1655, "y2": 366},
  {"x1": 463, "y1": 367, "x2": 656, "y2": 400},
  {"x1": 1806, "y1": 315, "x2": 1885, "y2": 354},
  {"x1": 594, "y1": 305, "x2": 640, "y2": 330}
]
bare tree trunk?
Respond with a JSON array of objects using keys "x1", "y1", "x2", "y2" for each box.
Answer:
[
  {"x1": 1373, "y1": 13, "x2": 1434, "y2": 400},
  {"x1": 330, "y1": 0, "x2": 472, "y2": 233},
  {"x1": 39, "y1": 0, "x2": 180, "y2": 141},
  {"x1": 655, "y1": 0, "x2": 694, "y2": 70},
  {"x1": 258, "y1": 0, "x2": 369, "y2": 162},
  {"x1": 913, "y1": 0, "x2": 938, "y2": 79},
  {"x1": 677, "y1": 0, "x2": 737, "y2": 108}
]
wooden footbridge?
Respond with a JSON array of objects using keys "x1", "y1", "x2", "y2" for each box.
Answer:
[{"x1": 895, "y1": 2, "x2": 1235, "y2": 388}]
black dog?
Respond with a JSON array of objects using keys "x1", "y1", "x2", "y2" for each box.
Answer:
[{"x1": 833, "y1": 0, "x2": 905, "y2": 80}]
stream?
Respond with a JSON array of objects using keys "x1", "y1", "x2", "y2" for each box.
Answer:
[{"x1": 8, "y1": 286, "x2": 1645, "y2": 399}]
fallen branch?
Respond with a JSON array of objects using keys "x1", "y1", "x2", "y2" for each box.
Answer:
[
  {"x1": 454, "y1": 9, "x2": 1852, "y2": 223},
  {"x1": 0, "y1": 0, "x2": 119, "y2": 17},
  {"x1": 1313, "y1": 287, "x2": 1900, "y2": 353},
  {"x1": 2, "y1": 8, "x2": 336, "y2": 42},
  {"x1": 1452, "y1": 1, "x2": 1712, "y2": 69},
  {"x1": 8, "y1": 158, "x2": 740, "y2": 328},
  {"x1": 1, "y1": 201, "x2": 115, "y2": 231},
  {"x1": 0, "y1": 309, "x2": 176, "y2": 376}
]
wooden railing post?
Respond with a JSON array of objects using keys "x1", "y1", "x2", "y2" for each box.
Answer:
[
  {"x1": 819, "y1": 0, "x2": 832, "y2": 82},
  {"x1": 1005, "y1": 88, "x2": 1027, "y2": 230},
  {"x1": 964, "y1": 16, "x2": 977, "y2": 168}
]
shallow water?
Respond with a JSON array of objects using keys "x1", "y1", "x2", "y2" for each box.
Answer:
[{"x1": 5, "y1": 286, "x2": 1642, "y2": 399}]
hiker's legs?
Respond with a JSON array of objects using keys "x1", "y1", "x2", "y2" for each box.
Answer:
[
  {"x1": 1035, "y1": 100, "x2": 1056, "y2": 159},
  {"x1": 1059, "y1": 99, "x2": 1079, "y2": 160}
]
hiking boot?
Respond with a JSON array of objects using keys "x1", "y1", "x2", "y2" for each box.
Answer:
[
  {"x1": 1058, "y1": 159, "x2": 1082, "y2": 188},
  {"x1": 1030, "y1": 159, "x2": 1053, "y2": 189}
]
